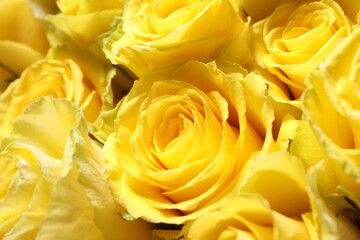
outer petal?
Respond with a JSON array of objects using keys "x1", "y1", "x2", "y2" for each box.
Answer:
[
  {"x1": 46, "y1": 0, "x2": 122, "y2": 48},
  {"x1": 306, "y1": 161, "x2": 360, "y2": 240},
  {"x1": 0, "y1": 0, "x2": 49, "y2": 54},
  {"x1": 0, "y1": 0, "x2": 49, "y2": 83},
  {"x1": 37, "y1": 119, "x2": 151, "y2": 240},
  {"x1": 0, "y1": 41, "x2": 43, "y2": 86},
  {"x1": 239, "y1": 151, "x2": 311, "y2": 217},
  {"x1": 303, "y1": 28, "x2": 360, "y2": 197},
  {"x1": 0, "y1": 98, "x2": 78, "y2": 158},
  {"x1": 0, "y1": 97, "x2": 152, "y2": 239},
  {"x1": 48, "y1": 10, "x2": 122, "y2": 47}
]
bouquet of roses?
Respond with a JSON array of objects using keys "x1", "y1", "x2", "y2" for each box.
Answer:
[{"x1": 1, "y1": 0, "x2": 360, "y2": 239}]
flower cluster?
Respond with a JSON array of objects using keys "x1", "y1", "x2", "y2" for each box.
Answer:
[{"x1": 1, "y1": 0, "x2": 360, "y2": 239}]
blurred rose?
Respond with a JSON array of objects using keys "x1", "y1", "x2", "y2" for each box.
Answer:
[
  {"x1": 302, "y1": 28, "x2": 360, "y2": 208},
  {"x1": 46, "y1": 0, "x2": 122, "y2": 48},
  {"x1": 248, "y1": 0, "x2": 358, "y2": 98},
  {"x1": 183, "y1": 151, "x2": 360, "y2": 240},
  {"x1": 103, "y1": 0, "x2": 247, "y2": 77},
  {"x1": 0, "y1": 97, "x2": 152, "y2": 239},
  {"x1": 0, "y1": 47, "x2": 115, "y2": 139},
  {"x1": 102, "y1": 60, "x2": 283, "y2": 224},
  {"x1": 0, "y1": 0, "x2": 49, "y2": 91}
]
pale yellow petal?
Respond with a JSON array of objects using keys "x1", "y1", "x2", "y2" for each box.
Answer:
[
  {"x1": 0, "y1": 0, "x2": 49, "y2": 54},
  {"x1": 240, "y1": 151, "x2": 310, "y2": 217},
  {"x1": 0, "y1": 41, "x2": 43, "y2": 81},
  {"x1": 1, "y1": 97, "x2": 78, "y2": 159},
  {"x1": 48, "y1": 10, "x2": 121, "y2": 47},
  {"x1": 272, "y1": 212, "x2": 309, "y2": 240}
]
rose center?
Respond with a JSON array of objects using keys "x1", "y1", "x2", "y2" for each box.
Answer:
[
  {"x1": 150, "y1": 97, "x2": 205, "y2": 170},
  {"x1": 154, "y1": 103, "x2": 195, "y2": 150},
  {"x1": 154, "y1": 0, "x2": 192, "y2": 18}
]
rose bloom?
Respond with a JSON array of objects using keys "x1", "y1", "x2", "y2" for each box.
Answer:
[
  {"x1": 103, "y1": 0, "x2": 247, "y2": 77},
  {"x1": 302, "y1": 28, "x2": 360, "y2": 211},
  {"x1": 47, "y1": 0, "x2": 123, "y2": 48},
  {"x1": 0, "y1": 0, "x2": 49, "y2": 90},
  {"x1": 0, "y1": 47, "x2": 115, "y2": 140},
  {"x1": 245, "y1": 0, "x2": 359, "y2": 99},
  {"x1": 182, "y1": 151, "x2": 360, "y2": 240},
  {"x1": 0, "y1": 97, "x2": 152, "y2": 239},
  {"x1": 102, "y1": 60, "x2": 287, "y2": 224}
]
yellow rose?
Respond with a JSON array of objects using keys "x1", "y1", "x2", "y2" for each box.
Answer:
[
  {"x1": 302, "y1": 27, "x2": 360, "y2": 217},
  {"x1": 0, "y1": 47, "x2": 115, "y2": 139},
  {"x1": 248, "y1": 0, "x2": 357, "y2": 99},
  {"x1": 0, "y1": 97, "x2": 152, "y2": 239},
  {"x1": 183, "y1": 151, "x2": 360, "y2": 240},
  {"x1": 240, "y1": 0, "x2": 360, "y2": 22},
  {"x1": 103, "y1": 0, "x2": 247, "y2": 77},
  {"x1": 102, "y1": 60, "x2": 283, "y2": 225},
  {"x1": 47, "y1": 0, "x2": 122, "y2": 48},
  {"x1": 0, "y1": 0, "x2": 49, "y2": 90}
]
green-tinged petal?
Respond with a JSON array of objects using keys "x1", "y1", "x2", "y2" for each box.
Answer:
[
  {"x1": 0, "y1": 97, "x2": 78, "y2": 159},
  {"x1": 0, "y1": 144, "x2": 61, "y2": 239},
  {"x1": 306, "y1": 161, "x2": 360, "y2": 240},
  {"x1": 303, "y1": 73, "x2": 355, "y2": 148},
  {"x1": 3, "y1": 176, "x2": 57, "y2": 239},
  {"x1": 35, "y1": 154, "x2": 105, "y2": 240},
  {"x1": 47, "y1": 10, "x2": 121, "y2": 47},
  {"x1": 90, "y1": 103, "x2": 121, "y2": 144},
  {"x1": 102, "y1": 133, "x2": 124, "y2": 205},
  {"x1": 1, "y1": 97, "x2": 151, "y2": 239},
  {"x1": 0, "y1": 97, "x2": 78, "y2": 238},
  {"x1": 90, "y1": 67, "x2": 132, "y2": 144},
  {"x1": 302, "y1": 28, "x2": 360, "y2": 195},
  {"x1": 46, "y1": 0, "x2": 122, "y2": 48},
  {"x1": 60, "y1": 111, "x2": 152, "y2": 240},
  {"x1": 290, "y1": 120, "x2": 329, "y2": 169}
]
